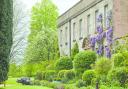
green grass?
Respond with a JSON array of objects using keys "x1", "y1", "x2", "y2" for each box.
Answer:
[{"x1": 0, "y1": 78, "x2": 52, "y2": 89}]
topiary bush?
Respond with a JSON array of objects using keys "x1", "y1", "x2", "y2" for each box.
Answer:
[
  {"x1": 112, "y1": 53, "x2": 125, "y2": 67},
  {"x1": 64, "y1": 70, "x2": 75, "y2": 81},
  {"x1": 82, "y1": 70, "x2": 96, "y2": 86},
  {"x1": 55, "y1": 56, "x2": 73, "y2": 71},
  {"x1": 45, "y1": 70, "x2": 56, "y2": 81},
  {"x1": 107, "y1": 67, "x2": 128, "y2": 87},
  {"x1": 73, "y1": 50, "x2": 96, "y2": 77}
]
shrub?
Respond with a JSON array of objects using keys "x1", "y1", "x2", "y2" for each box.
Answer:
[
  {"x1": 64, "y1": 70, "x2": 75, "y2": 80},
  {"x1": 82, "y1": 70, "x2": 96, "y2": 85},
  {"x1": 45, "y1": 70, "x2": 56, "y2": 81},
  {"x1": 58, "y1": 70, "x2": 75, "y2": 83},
  {"x1": 34, "y1": 71, "x2": 45, "y2": 80},
  {"x1": 73, "y1": 51, "x2": 96, "y2": 77},
  {"x1": 107, "y1": 67, "x2": 128, "y2": 87},
  {"x1": 95, "y1": 58, "x2": 112, "y2": 82},
  {"x1": 58, "y1": 70, "x2": 66, "y2": 79},
  {"x1": 71, "y1": 42, "x2": 79, "y2": 60},
  {"x1": 112, "y1": 53, "x2": 125, "y2": 67},
  {"x1": 76, "y1": 79, "x2": 86, "y2": 88},
  {"x1": 55, "y1": 56, "x2": 73, "y2": 71}
]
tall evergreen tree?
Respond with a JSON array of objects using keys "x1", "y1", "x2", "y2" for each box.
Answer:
[{"x1": 0, "y1": 0, "x2": 13, "y2": 82}]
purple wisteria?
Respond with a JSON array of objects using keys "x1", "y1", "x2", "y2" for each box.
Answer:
[{"x1": 89, "y1": 11, "x2": 113, "y2": 58}]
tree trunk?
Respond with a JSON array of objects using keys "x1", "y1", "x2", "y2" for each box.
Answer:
[{"x1": 0, "y1": 0, "x2": 13, "y2": 82}]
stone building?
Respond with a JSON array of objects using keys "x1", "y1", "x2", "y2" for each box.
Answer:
[{"x1": 58, "y1": 0, "x2": 128, "y2": 56}]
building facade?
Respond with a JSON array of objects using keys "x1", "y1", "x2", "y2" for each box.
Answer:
[{"x1": 58, "y1": 0, "x2": 128, "y2": 56}]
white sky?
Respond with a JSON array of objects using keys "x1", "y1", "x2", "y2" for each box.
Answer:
[{"x1": 21, "y1": 0, "x2": 80, "y2": 15}]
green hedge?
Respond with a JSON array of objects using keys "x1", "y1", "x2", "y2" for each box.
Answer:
[
  {"x1": 55, "y1": 56, "x2": 73, "y2": 71},
  {"x1": 82, "y1": 70, "x2": 96, "y2": 86},
  {"x1": 73, "y1": 50, "x2": 96, "y2": 77}
]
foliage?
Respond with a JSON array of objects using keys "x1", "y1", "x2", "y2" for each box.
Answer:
[
  {"x1": 107, "y1": 67, "x2": 128, "y2": 87},
  {"x1": 25, "y1": 0, "x2": 59, "y2": 63},
  {"x1": 71, "y1": 42, "x2": 79, "y2": 60},
  {"x1": 75, "y1": 79, "x2": 86, "y2": 88},
  {"x1": 29, "y1": 0, "x2": 58, "y2": 42},
  {"x1": 95, "y1": 58, "x2": 112, "y2": 82},
  {"x1": 0, "y1": 0, "x2": 13, "y2": 82},
  {"x1": 73, "y1": 51, "x2": 96, "y2": 77},
  {"x1": 45, "y1": 70, "x2": 56, "y2": 81},
  {"x1": 64, "y1": 70, "x2": 75, "y2": 81},
  {"x1": 112, "y1": 53, "x2": 125, "y2": 67},
  {"x1": 82, "y1": 70, "x2": 96, "y2": 86},
  {"x1": 34, "y1": 71, "x2": 46, "y2": 80},
  {"x1": 9, "y1": 63, "x2": 24, "y2": 77},
  {"x1": 55, "y1": 56, "x2": 73, "y2": 71},
  {"x1": 58, "y1": 70, "x2": 75, "y2": 83}
]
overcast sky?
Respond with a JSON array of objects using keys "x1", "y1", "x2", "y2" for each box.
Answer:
[{"x1": 21, "y1": 0, "x2": 80, "y2": 15}]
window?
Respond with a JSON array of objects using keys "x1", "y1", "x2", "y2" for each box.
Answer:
[
  {"x1": 87, "y1": 14, "x2": 91, "y2": 37},
  {"x1": 65, "y1": 27, "x2": 68, "y2": 43},
  {"x1": 104, "y1": 4, "x2": 108, "y2": 28},
  {"x1": 73, "y1": 23, "x2": 76, "y2": 41},
  {"x1": 95, "y1": 10, "x2": 99, "y2": 32},
  {"x1": 79, "y1": 19, "x2": 82, "y2": 39},
  {"x1": 60, "y1": 30, "x2": 62, "y2": 46}
]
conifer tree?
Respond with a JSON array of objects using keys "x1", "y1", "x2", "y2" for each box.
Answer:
[{"x1": 0, "y1": 0, "x2": 13, "y2": 82}]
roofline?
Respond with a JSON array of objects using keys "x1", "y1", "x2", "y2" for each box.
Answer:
[{"x1": 58, "y1": 0, "x2": 82, "y2": 18}]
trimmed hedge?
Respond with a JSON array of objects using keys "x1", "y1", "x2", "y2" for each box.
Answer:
[
  {"x1": 73, "y1": 50, "x2": 96, "y2": 77},
  {"x1": 55, "y1": 56, "x2": 73, "y2": 71},
  {"x1": 82, "y1": 70, "x2": 96, "y2": 86}
]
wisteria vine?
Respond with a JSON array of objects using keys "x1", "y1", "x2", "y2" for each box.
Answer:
[{"x1": 89, "y1": 11, "x2": 113, "y2": 58}]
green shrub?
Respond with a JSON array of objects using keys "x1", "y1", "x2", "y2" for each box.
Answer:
[
  {"x1": 71, "y1": 42, "x2": 79, "y2": 60},
  {"x1": 58, "y1": 70, "x2": 66, "y2": 79},
  {"x1": 58, "y1": 70, "x2": 75, "y2": 83},
  {"x1": 76, "y1": 79, "x2": 86, "y2": 88},
  {"x1": 55, "y1": 56, "x2": 73, "y2": 71},
  {"x1": 35, "y1": 71, "x2": 45, "y2": 80},
  {"x1": 64, "y1": 70, "x2": 75, "y2": 80},
  {"x1": 122, "y1": 52, "x2": 128, "y2": 67},
  {"x1": 73, "y1": 50, "x2": 96, "y2": 77},
  {"x1": 107, "y1": 67, "x2": 128, "y2": 87},
  {"x1": 112, "y1": 53, "x2": 125, "y2": 67},
  {"x1": 95, "y1": 58, "x2": 112, "y2": 82},
  {"x1": 45, "y1": 70, "x2": 56, "y2": 81},
  {"x1": 82, "y1": 70, "x2": 96, "y2": 85},
  {"x1": 32, "y1": 80, "x2": 41, "y2": 85}
]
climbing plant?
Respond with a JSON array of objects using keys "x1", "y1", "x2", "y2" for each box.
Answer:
[{"x1": 89, "y1": 11, "x2": 113, "y2": 58}]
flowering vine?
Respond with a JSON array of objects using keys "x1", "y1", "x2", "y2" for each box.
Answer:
[{"x1": 89, "y1": 10, "x2": 113, "y2": 58}]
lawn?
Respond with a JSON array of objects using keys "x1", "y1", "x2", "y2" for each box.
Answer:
[{"x1": 0, "y1": 78, "x2": 52, "y2": 89}]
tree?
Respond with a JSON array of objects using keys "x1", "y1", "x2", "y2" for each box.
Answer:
[
  {"x1": 10, "y1": 0, "x2": 29, "y2": 64},
  {"x1": 25, "y1": 0, "x2": 59, "y2": 63},
  {"x1": 28, "y1": 0, "x2": 58, "y2": 42},
  {"x1": 0, "y1": 0, "x2": 13, "y2": 82}
]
